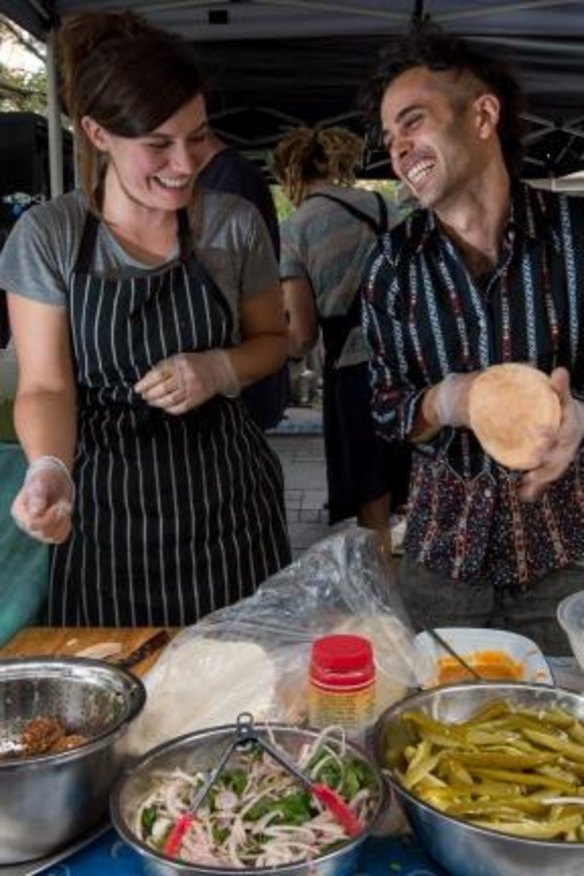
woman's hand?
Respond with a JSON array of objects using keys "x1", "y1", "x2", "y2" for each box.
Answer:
[
  {"x1": 135, "y1": 350, "x2": 240, "y2": 415},
  {"x1": 11, "y1": 457, "x2": 74, "y2": 544},
  {"x1": 519, "y1": 367, "x2": 584, "y2": 502}
]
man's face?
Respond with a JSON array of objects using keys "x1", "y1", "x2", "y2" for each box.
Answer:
[
  {"x1": 380, "y1": 66, "x2": 487, "y2": 211},
  {"x1": 90, "y1": 94, "x2": 210, "y2": 212}
]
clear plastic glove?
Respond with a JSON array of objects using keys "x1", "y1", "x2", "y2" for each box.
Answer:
[
  {"x1": 11, "y1": 456, "x2": 75, "y2": 544},
  {"x1": 519, "y1": 367, "x2": 584, "y2": 502},
  {"x1": 134, "y1": 350, "x2": 240, "y2": 415},
  {"x1": 432, "y1": 372, "x2": 478, "y2": 428}
]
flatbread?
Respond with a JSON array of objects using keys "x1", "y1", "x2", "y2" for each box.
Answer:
[
  {"x1": 125, "y1": 638, "x2": 276, "y2": 754},
  {"x1": 468, "y1": 363, "x2": 561, "y2": 470}
]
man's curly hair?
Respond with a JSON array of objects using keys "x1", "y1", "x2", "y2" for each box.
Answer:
[{"x1": 362, "y1": 26, "x2": 524, "y2": 176}]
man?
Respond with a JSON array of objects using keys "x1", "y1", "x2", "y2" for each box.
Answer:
[
  {"x1": 361, "y1": 29, "x2": 584, "y2": 654},
  {"x1": 197, "y1": 131, "x2": 289, "y2": 430}
]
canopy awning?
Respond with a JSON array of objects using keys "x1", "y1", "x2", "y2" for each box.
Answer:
[{"x1": 1, "y1": 0, "x2": 583, "y2": 179}]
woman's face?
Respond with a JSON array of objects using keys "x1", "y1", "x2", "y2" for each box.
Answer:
[{"x1": 84, "y1": 94, "x2": 209, "y2": 211}]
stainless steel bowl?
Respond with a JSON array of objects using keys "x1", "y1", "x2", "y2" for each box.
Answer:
[
  {"x1": 111, "y1": 722, "x2": 386, "y2": 876},
  {"x1": 374, "y1": 682, "x2": 584, "y2": 876},
  {"x1": 0, "y1": 657, "x2": 145, "y2": 864}
]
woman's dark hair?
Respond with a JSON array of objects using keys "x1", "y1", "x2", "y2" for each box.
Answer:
[
  {"x1": 363, "y1": 27, "x2": 524, "y2": 176},
  {"x1": 58, "y1": 11, "x2": 205, "y2": 207}
]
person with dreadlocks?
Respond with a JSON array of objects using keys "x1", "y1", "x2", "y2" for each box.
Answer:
[{"x1": 272, "y1": 126, "x2": 411, "y2": 554}]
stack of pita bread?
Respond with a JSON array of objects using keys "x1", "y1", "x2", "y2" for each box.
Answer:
[{"x1": 126, "y1": 638, "x2": 277, "y2": 755}]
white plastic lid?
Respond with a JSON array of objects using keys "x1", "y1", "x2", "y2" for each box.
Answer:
[{"x1": 557, "y1": 590, "x2": 584, "y2": 633}]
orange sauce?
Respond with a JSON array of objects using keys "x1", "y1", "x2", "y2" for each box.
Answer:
[{"x1": 437, "y1": 649, "x2": 524, "y2": 684}]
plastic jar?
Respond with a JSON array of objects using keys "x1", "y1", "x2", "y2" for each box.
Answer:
[{"x1": 307, "y1": 634, "x2": 375, "y2": 738}]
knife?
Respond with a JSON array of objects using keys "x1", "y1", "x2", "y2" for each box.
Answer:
[{"x1": 115, "y1": 629, "x2": 171, "y2": 669}]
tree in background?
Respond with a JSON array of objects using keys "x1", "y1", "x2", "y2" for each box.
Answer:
[
  {"x1": 0, "y1": 16, "x2": 46, "y2": 113},
  {"x1": 272, "y1": 178, "x2": 410, "y2": 223},
  {"x1": 0, "y1": 20, "x2": 415, "y2": 221}
]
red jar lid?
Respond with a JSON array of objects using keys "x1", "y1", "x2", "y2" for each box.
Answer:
[{"x1": 310, "y1": 634, "x2": 374, "y2": 674}]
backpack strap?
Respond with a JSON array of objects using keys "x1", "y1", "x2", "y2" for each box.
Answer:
[{"x1": 304, "y1": 190, "x2": 388, "y2": 234}]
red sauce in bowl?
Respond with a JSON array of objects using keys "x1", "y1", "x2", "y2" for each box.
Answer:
[{"x1": 437, "y1": 650, "x2": 524, "y2": 683}]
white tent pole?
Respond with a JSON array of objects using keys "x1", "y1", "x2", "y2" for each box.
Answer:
[{"x1": 46, "y1": 28, "x2": 63, "y2": 197}]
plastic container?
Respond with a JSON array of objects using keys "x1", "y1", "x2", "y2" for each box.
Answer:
[
  {"x1": 557, "y1": 590, "x2": 584, "y2": 670},
  {"x1": 307, "y1": 634, "x2": 375, "y2": 739}
]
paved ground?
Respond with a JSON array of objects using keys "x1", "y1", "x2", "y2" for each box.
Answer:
[
  {"x1": 266, "y1": 405, "x2": 340, "y2": 558},
  {"x1": 267, "y1": 404, "x2": 406, "y2": 560}
]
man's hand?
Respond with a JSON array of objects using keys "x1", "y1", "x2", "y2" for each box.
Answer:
[
  {"x1": 135, "y1": 350, "x2": 240, "y2": 415},
  {"x1": 425, "y1": 372, "x2": 478, "y2": 429},
  {"x1": 519, "y1": 367, "x2": 584, "y2": 502}
]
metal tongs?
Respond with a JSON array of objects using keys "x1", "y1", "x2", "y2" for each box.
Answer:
[{"x1": 164, "y1": 712, "x2": 362, "y2": 859}]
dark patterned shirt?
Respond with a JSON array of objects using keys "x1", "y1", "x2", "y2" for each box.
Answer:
[{"x1": 362, "y1": 183, "x2": 584, "y2": 588}]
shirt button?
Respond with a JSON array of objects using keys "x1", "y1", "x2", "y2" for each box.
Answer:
[{"x1": 484, "y1": 488, "x2": 493, "y2": 498}]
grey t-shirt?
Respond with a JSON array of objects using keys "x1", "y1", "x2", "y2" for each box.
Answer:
[
  {"x1": 280, "y1": 184, "x2": 402, "y2": 366},
  {"x1": 0, "y1": 186, "x2": 278, "y2": 341}
]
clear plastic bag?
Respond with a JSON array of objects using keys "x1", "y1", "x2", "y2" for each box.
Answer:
[{"x1": 127, "y1": 527, "x2": 430, "y2": 755}]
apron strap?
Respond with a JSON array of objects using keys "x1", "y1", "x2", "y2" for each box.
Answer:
[
  {"x1": 177, "y1": 208, "x2": 193, "y2": 260},
  {"x1": 178, "y1": 206, "x2": 235, "y2": 340},
  {"x1": 74, "y1": 192, "x2": 193, "y2": 273},
  {"x1": 72, "y1": 192, "x2": 234, "y2": 348},
  {"x1": 74, "y1": 176, "x2": 107, "y2": 274},
  {"x1": 74, "y1": 210, "x2": 100, "y2": 274}
]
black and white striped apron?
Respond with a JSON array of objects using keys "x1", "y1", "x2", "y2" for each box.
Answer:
[{"x1": 49, "y1": 207, "x2": 291, "y2": 625}]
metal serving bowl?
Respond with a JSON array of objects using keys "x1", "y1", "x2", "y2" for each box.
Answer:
[
  {"x1": 374, "y1": 682, "x2": 584, "y2": 876},
  {"x1": 0, "y1": 657, "x2": 145, "y2": 864},
  {"x1": 111, "y1": 722, "x2": 386, "y2": 876}
]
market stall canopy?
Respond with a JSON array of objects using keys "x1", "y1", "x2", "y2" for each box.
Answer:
[{"x1": 1, "y1": 0, "x2": 584, "y2": 178}]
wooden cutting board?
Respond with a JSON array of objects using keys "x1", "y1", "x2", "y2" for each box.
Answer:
[{"x1": 0, "y1": 627, "x2": 176, "y2": 676}]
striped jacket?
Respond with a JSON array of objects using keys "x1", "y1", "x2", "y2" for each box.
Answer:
[{"x1": 362, "y1": 182, "x2": 584, "y2": 587}]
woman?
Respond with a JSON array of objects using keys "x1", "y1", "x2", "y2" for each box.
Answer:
[
  {"x1": 0, "y1": 11, "x2": 291, "y2": 625},
  {"x1": 272, "y1": 127, "x2": 411, "y2": 551}
]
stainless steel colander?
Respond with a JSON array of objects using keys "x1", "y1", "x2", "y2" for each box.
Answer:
[{"x1": 0, "y1": 657, "x2": 145, "y2": 864}]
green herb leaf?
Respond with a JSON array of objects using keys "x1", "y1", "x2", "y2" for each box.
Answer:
[
  {"x1": 221, "y1": 768, "x2": 247, "y2": 796},
  {"x1": 140, "y1": 805, "x2": 158, "y2": 837}
]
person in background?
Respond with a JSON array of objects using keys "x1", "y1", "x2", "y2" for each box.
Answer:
[
  {"x1": 0, "y1": 10, "x2": 291, "y2": 626},
  {"x1": 272, "y1": 127, "x2": 411, "y2": 554},
  {"x1": 196, "y1": 129, "x2": 290, "y2": 430},
  {"x1": 361, "y1": 28, "x2": 584, "y2": 653}
]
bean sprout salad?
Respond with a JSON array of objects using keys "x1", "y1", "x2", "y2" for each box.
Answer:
[{"x1": 135, "y1": 727, "x2": 378, "y2": 868}]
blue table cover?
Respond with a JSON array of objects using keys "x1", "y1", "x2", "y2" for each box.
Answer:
[
  {"x1": 41, "y1": 830, "x2": 447, "y2": 875},
  {"x1": 37, "y1": 657, "x2": 584, "y2": 875}
]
